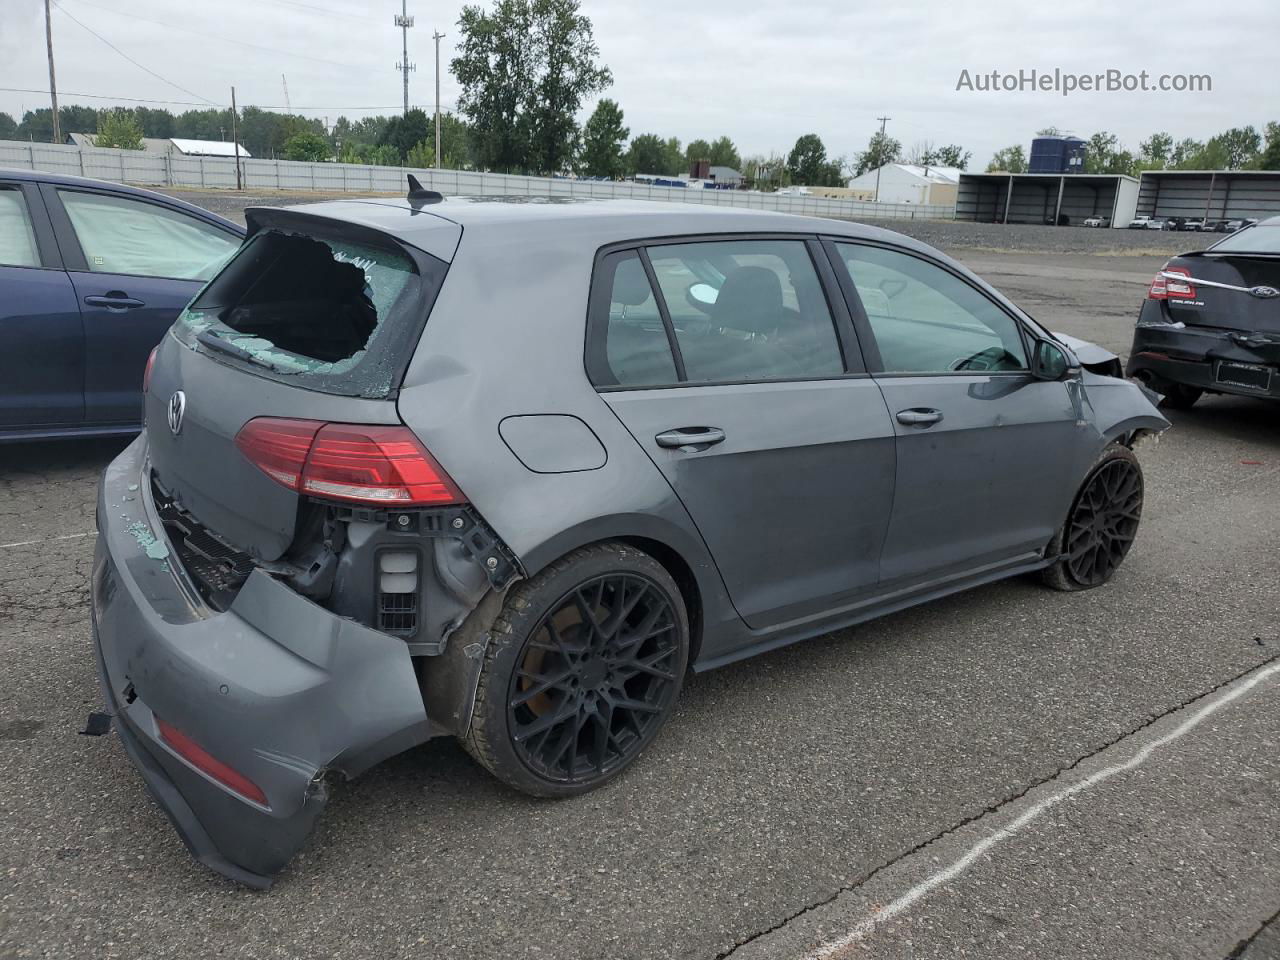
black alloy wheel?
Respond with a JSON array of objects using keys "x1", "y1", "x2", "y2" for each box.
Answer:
[
  {"x1": 1063, "y1": 456, "x2": 1144, "y2": 587},
  {"x1": 507, "y1": 573, "x2": 680, "y2": 784}
]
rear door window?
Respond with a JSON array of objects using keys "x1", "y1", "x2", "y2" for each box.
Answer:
[
  {"x1": 57, "y1": 189, "x2": 240, "y2": 280},
  {"x1": 0, "y1": 187, "x2": 41, "y2": 268},
  {"x1": 587, "y1": 238, "x2": 845, "y2": 388},
  {"x1": 176, "y1": 225, "x2": 446, "y2": 398},
  {"x1": 648, "y1": 239, "x2": 843, "y2": 383}
]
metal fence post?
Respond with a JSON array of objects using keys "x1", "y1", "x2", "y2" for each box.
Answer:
[{"x1": 199, "y1": 157, "x2": 206, "y2": 187}]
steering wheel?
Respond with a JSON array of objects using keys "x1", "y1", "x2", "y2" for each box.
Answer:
[{"x1": 949, "y1": 346, "x2": 1009, "y2": 372}]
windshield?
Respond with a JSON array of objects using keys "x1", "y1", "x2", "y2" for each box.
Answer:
[
  {"x1": 174, "y1": 228, "x2": 445, "y2": 397},
  {"x1": 1210, "y1": 224, "x2": 1279, "y2": 254}
]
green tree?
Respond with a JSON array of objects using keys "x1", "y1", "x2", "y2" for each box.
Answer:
[
  {"x1": 1205, "y1": 126, "x2": 1261, "y2": 169},
  {"x1": 453, "y1": 0, "x2": 611, "y2": 174},
  {"x1": 406, "y1": 139, "x2": 435, "y2": 168},
  {"x1": 380, "y1": 109, "x2": 433, "y2": 162},
  {"x1": 0, "y1": 112, "x2": 15, "y2": 139},
  {"x1": 707, "y1": 135, "x2": 740, "y2": 170},
  {"x1": 931, "y1": 144, "x2": 970, "y2": 169},
  {"x1": 284, "y1": 131, "x2": 331, "y2": 162},
  {"x1": 133, "y1": 107, "x2": 173, "y2": 138},
  {"x1": 94, "y1": 109, "x2": 144, "y2": 149},
  {"x1": 662, "y1": 136, "x2": 683, "y2": 175},
  {"x1": 432, "y1": 113, "x2": 473, "y2": 168},
  {"x1": 987, "y1": 145, "x2": 1027, "y2": 173},
  {"x1": 625, "y1": 133, "x2": 667, "y2": 175},
  {"x1": 1035, "y1": 126, "x2": 1063, "y2": 137},
  {"x1": 1171, "y1": 137, "x2": 1206, "y2": 169},
  {"x1": 786, "y1": 133, "x2": 829, "y2": 185},
  {"x1": 578, "y1": 98, "x2": 628, "y2": 177},
  {"x1": 685, "y1": 138, "x2": 711, "y2": 164},
  {"x1": 1083, "y1": 131, "x2": 1119, "y2": 173},
  {"x1": 1139, "y1": 131, "x2": 1173, "y2": 169},
  {"x1": 855, "y1": 130, "x2": 901, "y2": 175},
  {"x1": 1259, "y1": 122, "x2": 1280, "y2": 171}
]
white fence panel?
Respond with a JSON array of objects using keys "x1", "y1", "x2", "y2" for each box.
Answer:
[{"x1": 0, "y1": 139, "x2": 955, "y2": 221}]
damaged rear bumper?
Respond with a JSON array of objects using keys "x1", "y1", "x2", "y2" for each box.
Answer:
[
  {"x1": 1127, "y1": 321, "x2": 1280, "y2": 401},
  {"x1": 91, "y1": 435, "x2": 431, "y2": 887}
]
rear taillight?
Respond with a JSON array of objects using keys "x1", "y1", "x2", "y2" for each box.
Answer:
[
  {"x1": 234, "y1": 418, "x2": 463, "y2": 506},
  {"x1": 234, "y1": 418, "x2": 323, "y2": 490},
  {"x1": 143, "y1": 346, "x2": 159, "y2": 392},
  {"x1": 155, "y1": 715, "x2": 269, "y2": 807},
  {"x1": 1148, "y1": 266, "x2": 1196, "y2": 301}
]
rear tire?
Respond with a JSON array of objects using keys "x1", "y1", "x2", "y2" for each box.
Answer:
[
  {"x1": 1158, "y1": 383, "x2": 1202, "y2": 410},
  {"x1": 1041, "y1": 443, "x2": 1144, "y2": 592},
  {"x1": 462, "y1": 542, "x2": 689, "y2": 798}
]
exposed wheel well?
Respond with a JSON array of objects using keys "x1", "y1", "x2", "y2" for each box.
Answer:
[{"x1": 615, "y1": 535, "x2": 704, "y2": 667}]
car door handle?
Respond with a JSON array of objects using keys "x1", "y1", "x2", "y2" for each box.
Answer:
[
  {"x1": 896, "y1": 408, "x2": 943, "y2": 427},
  {"x1": 655, "y1": 427, "x2": 726, "y2": 450},
  {"x1": 84, "y1": 294, "x2": 145, "y2": 309}
]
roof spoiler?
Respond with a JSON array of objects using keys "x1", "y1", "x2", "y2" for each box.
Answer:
[{"x1": 407, "y1": 174, "x2": 444, "y2": 205}]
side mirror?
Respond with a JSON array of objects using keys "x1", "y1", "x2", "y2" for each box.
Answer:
[{"x1": 1032, "y1": 339, "x2": 1078, "y2": 380}]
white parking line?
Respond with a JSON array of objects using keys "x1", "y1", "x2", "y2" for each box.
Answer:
[
  {"x1": 0, "y1": 532, "x2": 97, "y2": 550},
  {"x1": 806, "y1": 660, "x2": 1280, "y2": 959}
]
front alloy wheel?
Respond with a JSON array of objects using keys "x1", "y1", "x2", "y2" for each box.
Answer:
[
  {"x1": 464, "y1": 544, "x2": 689, "y2": 797},
  {"x1": 1042, "y1": 444, "x2": 1144, "y2": 591}
]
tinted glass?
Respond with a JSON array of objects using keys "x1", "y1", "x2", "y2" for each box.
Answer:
[
  {"x1": 1210, "y1": 223, "x2": 1279, "y2": 254},
  {"x1": 646, "y1": 239, "x2": 843, "y2": 383},
  {"x1": 58, "y1": 189, "x2": 240, "y2": 280},
  {"x1": 0, "y1": 188, "x2": 40, "y2": 268},
  {"x1": 592, "y1": 251, "x2": 679, "y2": 387},
  {"x1": 837, "y1": 243, "x2": 1027, "y2": 373}
]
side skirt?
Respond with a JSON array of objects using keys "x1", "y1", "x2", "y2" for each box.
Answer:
[{"x1": 693, "y1": 552, "x2": 1049, "y2": 672}]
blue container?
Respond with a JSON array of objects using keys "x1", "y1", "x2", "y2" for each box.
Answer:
[{"x1": 1030, "y1": 136, "x2": 1086, "y2": 174}]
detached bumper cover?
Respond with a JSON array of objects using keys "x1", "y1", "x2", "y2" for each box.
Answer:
[
  {"x1": 1127, "y1": 310, "x2": 1280, "y2": 400},
  {"x1": 92, "y1": 435, "x2": 431, "y2": 887}
]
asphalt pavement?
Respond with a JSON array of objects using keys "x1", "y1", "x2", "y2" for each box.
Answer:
[{"x1": 1, "y1": 214, "x2": 1277, "y2": 960}]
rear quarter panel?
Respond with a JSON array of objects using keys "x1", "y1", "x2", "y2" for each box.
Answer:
[{"x1": 395, "y1": 217, "x2": 740, "y2": 654}]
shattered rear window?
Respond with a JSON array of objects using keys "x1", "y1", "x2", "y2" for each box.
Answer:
[{"x1": 175, "y1": 228, "x2": 444, "y2": 397}]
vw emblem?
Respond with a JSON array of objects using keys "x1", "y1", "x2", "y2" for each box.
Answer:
[
  {"x1": 167, "y1": 391, "x2": 186, "y2": 435},
  {"x1": 1250, "y1": 285, "x2": 1280, "y2": 299}
]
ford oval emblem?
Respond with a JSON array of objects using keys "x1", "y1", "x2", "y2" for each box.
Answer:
[
  {"x1": 1249, "y1": 285, "x2": 1280, "y2": 299},
  {"x1": 167, "y1": 390, "x2": 186, "y2": 435}
]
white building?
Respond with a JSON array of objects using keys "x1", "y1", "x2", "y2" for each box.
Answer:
[
  {"x1": 845, "y1": 163, "x2": 963, "y2": 205},
  {"x1": 66, "y1": 133, "x2": 251, "y2": 158}
]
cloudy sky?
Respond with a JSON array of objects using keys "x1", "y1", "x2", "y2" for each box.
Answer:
[{"x1": 2, "y1": 0, "x2": 1276, "y2": 168}]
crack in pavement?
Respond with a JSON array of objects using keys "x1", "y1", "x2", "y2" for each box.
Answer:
[
  {"x1": 718, "y1": 648, "x2": 1280, "y2": 959},
  {"x1": 1227, "y1": 905, "x2": 1280, "y2": 959}
]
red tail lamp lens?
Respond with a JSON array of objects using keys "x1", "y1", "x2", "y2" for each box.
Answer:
[
  {"x1": 143, "y1": 346, "x2": 159, "y2": 393},
  {"x1": 234, "y1": 418, "x2": 324, "y2": 490},
  {"x1": 1148, "y1": 266, "x2": 1196, "y2": 300},
  {"x1": 155, "y1": 716, "x2": 269, "y2": 807},
  {"x1": 301, "y1": 424, "x2": 463, "y2": 505},
  {"x1": 234, "y1": 418, "x2": 463, "y2": 506}
]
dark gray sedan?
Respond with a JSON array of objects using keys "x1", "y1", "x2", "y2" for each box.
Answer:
[{"x1": 91, "y1": 190, "x2": 1168, "y2": 887}]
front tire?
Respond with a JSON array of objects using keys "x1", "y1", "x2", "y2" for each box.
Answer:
[
  {"x1": 463, "y1": 542, "x2": 689, "y2": 798},
  {"x1": 1042, "y1": 444, "x2": 1144, "y2": 592}
]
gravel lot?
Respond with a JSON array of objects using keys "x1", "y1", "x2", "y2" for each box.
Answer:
[{"x1": 2, "y1": 192, "x2": 1277, "y2": 960}]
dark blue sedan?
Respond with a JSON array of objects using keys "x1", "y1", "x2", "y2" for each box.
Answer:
[{"x1": 0, "y1": 169, "x2": 244, "y2": 441}]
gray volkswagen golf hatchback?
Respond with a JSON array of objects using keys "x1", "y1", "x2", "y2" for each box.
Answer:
[{"x1": 91, "y1": 191, "x2": 1168, "y2": 886}]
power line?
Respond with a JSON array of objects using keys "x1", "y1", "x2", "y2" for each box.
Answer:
[
  {"x1": 49, "y1": 0, "x2": 217, "y2": 104},
  {"x1": 1, "y1": 86, "x2": 460, "y2": 115},
  {"x1": 273, "y1": 0, "x2": 371, "y2": 22},
  {"x1": 59, "y1": 0, "x2": 359, "y2": 68}
]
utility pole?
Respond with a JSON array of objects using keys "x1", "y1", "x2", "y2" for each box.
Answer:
[
  {"x1": 394, "y1": 0, "x2": 415, "y2": 116},
  {"x1": 230, "y1": 86, "x2": 243, "y2": 191},
  {"x1": 281, "y1": 74, "x2": 291, "y2": 111},
  {"x1": 433, "y1": 30, "x2": 445, "y2": 168},
  {"x1": 45, "y1": 0, "x2": 60, "y2": 143},
  {"x1": 873, "y1": 115, "x2": 890, "y2": 203}
]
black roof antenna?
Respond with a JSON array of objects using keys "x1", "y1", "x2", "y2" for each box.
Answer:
[{"x1": 407, "y1": 174, "x2": 444, "y2": 206}]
